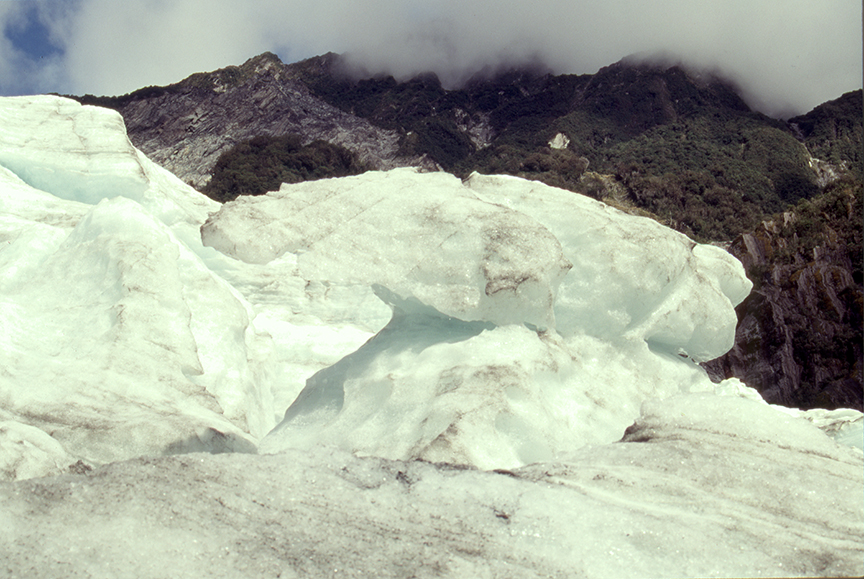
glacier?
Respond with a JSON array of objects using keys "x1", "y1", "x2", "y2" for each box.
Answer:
[{"x1": 0, "y1": 95, "x2": 861, "y2": 578}]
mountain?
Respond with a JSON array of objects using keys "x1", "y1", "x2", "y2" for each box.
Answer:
[
  {"x1": 70, "y1": 52, "x2": 862, "y2": 411},
  {"x1": 75, "y1": 52, "x2": 853, "y2": 240},
  {"x1": 74, "y1": 52, "x2": 433, "y2": 190},
  {"x1": 699, "y1": 90, "x2": 863, "y2": 411},
  {"x1": 288, "y1": 53, "x2": 842, "y2": 240},
  {"x1": 789, "y1": 89, "x2": 863, "y2": 181}
]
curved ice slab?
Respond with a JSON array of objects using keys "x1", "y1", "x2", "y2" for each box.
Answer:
[
  {"x1": 205, "y1": 169, "x2": 751, "y2": 360},
  {"x1": 465, "y1": 173, "x2": 752, "y2": 361},
  {"x1": 0, "y1": 96, "x2": 148, "y2": 205},
  {"x1": 260, "y1": 320, "x2": 720, "y2": 468},
  {"x1": 243, "y1": 170, "x2": 755, "y2": 467},
  {"x1": 202, "y1": 169, "x2": 572, "y2": 329}
]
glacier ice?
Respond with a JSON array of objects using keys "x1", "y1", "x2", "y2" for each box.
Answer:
[
  {"x1": 0, "y1": 95, "x2": 148, "y2": 205},
  {"x1": 2, "y1": 394, "x2": 861, "y2": 578},
  {"x1": 202, "y1": 167, "x2": 756, "y2": 466},
  {"x1": 0, "y1": 95, "x2": 861, "y2": 578},
  {"x1": 464, "y1": 172, "x2": 752, "y2": 361},
  {"x1": 0, "y1": 420, "x2": 76, "y2": 481},
  {"x1": 201, "y1": 169, "x2": 572, "y2": 329},
  {"x1": 0, "y1": 97, "x2": 271, "y2": 467}
]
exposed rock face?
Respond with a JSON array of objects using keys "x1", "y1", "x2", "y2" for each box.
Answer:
[
  {"x1": 548, "y1": 133, "x2": 570, "y2": 149},
  {"x1": 453, "y1": 107, "x2": 494, "y2": 150},
  {"x1": 96, "y1": 53, "x2": 430, "y2": 188},
  {"x1": 808, "y1": 155, "x2": 846, "y2": 188},
  {"x1": 704, "y1": 189, "x2": 863, "y2": 410}
]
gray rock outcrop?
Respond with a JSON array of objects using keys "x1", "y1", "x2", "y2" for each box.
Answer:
[{"x1": 112, "y1": 53, "x2": 431, "y2": 189}]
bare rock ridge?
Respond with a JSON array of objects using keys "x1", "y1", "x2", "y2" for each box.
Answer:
[
  {"x1": 75, "y1": 52, "x2": 855, "y2": 212},
  {"x1": 76, "y1": 51, "x2": 780, "y2": 194},
  {"x1": 83, "y1": 53, "x2": 432, "y2": 189}
]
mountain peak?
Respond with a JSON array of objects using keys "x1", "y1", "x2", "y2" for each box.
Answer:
[
  {"x1": 579, "y1": 57, "x2": 753, "y2": 134},
  {"x1": 177, "y1": 51, "x2": 287, "y2": 93},
  {"x1": 239, "y1": 51, "x2": 284, "y2": 74}
]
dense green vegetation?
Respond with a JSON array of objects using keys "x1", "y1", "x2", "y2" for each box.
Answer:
[
  {"x1": 202, "y1": 135, "x2": 367, "y2": 202},
  {"x1": 578, "y1": 119, "x2": 819, "y2": 239},
  {"x1": 293, "y1": 57, "x2": 843, "y2": 242},
  {"x1": 459, "y1": 115, "x2": 820, "y2": 240},
  {"x1": 790, "y1": 89, "x2": 863, "y2": 179},
  {"x1": 465, "y1": 145, "x2": 592, "y2": 192},
  {"x1": 78, "y1": 53, "x2": 860, "y2": 246},
  {"x1": 775, "y1": 178, "x2": 863, "y2": 282}
]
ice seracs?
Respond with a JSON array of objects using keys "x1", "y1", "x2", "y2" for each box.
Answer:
[
  {"x1": 0, "y1": 95, "x2": 147, "y2": 205},
  {"x1": 201, "y1": 167, "x2": 755, "y2": 467},
  {"x1": 0, "y1": 96, "x2": 272, "y2": 472}
]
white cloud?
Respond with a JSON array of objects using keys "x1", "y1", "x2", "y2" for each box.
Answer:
[
  {"x1": 2, "y1": 0, "x2": 861, "y2": 115},
  {"x1": 59, "y1": 0, "x2": 269, "y2": 94}
]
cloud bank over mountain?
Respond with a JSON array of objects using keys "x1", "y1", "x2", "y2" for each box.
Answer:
[{"x1": 1, "y1": 0, "x2": 861, "y2": 117}]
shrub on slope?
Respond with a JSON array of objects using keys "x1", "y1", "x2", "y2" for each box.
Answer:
[{"x1": 203, "y1": 135, "x2": 367, "y2": 202}]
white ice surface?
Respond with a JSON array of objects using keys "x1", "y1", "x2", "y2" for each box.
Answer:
[
  {"x1": 201, "y1": 169, "x2": 572, "y2": 329},
  {"x1": 0, "y1": 96, "x2": 385, "y2": 469},
  {"x1": 0, "y1": 95, "x2": 861, "y2": 577},
  {"x1": 1, "y1": 394, "x2": 861, "y2": 579},
  {"x1": 465, "y1": 172, "x2": 752, "y2": 361}
]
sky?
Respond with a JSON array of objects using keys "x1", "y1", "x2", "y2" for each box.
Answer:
[{"x1": 0, "y1": 0, "x2": 860, "y2": 118}]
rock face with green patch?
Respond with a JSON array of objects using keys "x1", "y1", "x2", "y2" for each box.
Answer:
[
  {"x1": 77, "y1": 52, "x2": 858, "y2": 243},
  {"x1": 704, "y1": 181, "x2": 863, "y2": 410}
]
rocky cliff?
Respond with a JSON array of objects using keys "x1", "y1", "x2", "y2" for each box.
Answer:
[
  {"x1": 704, "y1": 180, "x2": 863, "y2": 410},
  {"x1": 77, "y1": 53, "x2": 431, "y2": 189}
]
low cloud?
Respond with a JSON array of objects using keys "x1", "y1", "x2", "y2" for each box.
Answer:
[{"x1": 1, "y1": 0, "x2": 861, "y2": 117}]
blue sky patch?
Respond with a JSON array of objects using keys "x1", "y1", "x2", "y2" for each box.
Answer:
[{"x1": 4, "y1": 2, "x2": 64, "y2": 60}]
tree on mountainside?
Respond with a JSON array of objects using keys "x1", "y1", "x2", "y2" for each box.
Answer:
[{"x1": 203, "y1": 135, "x2": 367, "y2": 202}]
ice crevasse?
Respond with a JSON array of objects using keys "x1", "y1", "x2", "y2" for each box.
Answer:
[{"x1": 0, "y1": 94, "x2": 860, "y2": 480}]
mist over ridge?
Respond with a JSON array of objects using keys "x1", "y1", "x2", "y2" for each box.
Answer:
[
  {"x1": 0, "y1": 0, "x2": 859, "y2": 119},
  {"x1": 332, "y1": 48, "x2": 785, "y2": 119}
]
